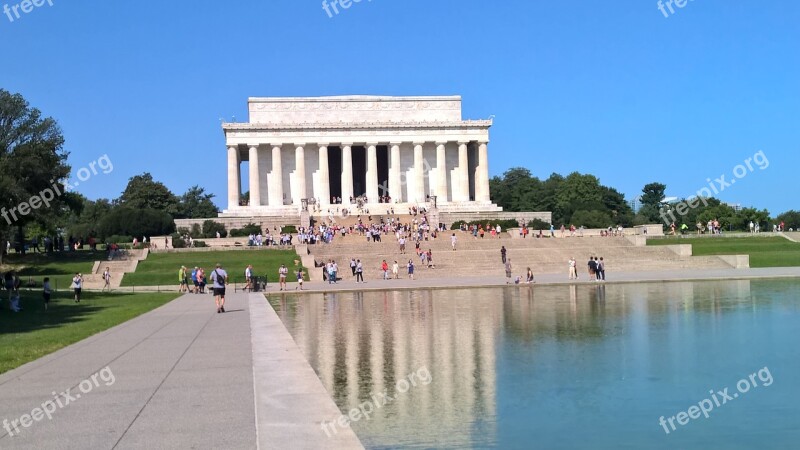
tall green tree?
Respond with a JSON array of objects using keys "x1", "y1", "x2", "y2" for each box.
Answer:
[
  {"x1": 118, "y1": 173, "x2": 179, "y2": 213},
  {"x1": 0, "y1": 89, "x2": 71, "y2": 261},
  {"x1": 175, "y1": 185, "x2": 219, "y2": 219}
]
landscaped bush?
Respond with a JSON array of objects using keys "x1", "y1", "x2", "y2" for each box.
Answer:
[
  {"x1": 171, "y1": 233, "x2": 186, "y2": 248},
  {"x1": 449, "y1": 219, "x2": 520, "y2": 230},
  {"x1": 189, "y1": 223, "x2": 202, "y2": 238},
  {"x1": 98, "y1": 207, "x2": 175, "y2": 240},
  {"x1": 106, "y1": 235, "x2": 133, "y2": 244},
  {"x1": 281, "y1": 225, "x2": 297, "y2": 234},
  {"x1": 230, "y1": 223, "x2": 262, "y2": 237},
  {"x1": 202, "y1": 220, "x2": 226, "y2": 238},
  {"x1": 527, "y1": 219, "x2": 551, "y2": 230}
]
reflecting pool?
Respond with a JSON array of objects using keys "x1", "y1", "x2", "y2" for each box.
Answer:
[{"x1": 268, "y1": 280, "x2": 800, "y2": 449}]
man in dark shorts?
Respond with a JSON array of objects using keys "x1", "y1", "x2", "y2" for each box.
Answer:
[{"x1": 211, "y1": 263, "x2": 228, "y2": 313}]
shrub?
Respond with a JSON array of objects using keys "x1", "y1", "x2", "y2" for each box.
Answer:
[
  {"x1": 281, "y1": 225, "x2": 297, "y2": 234},
  {"x1": 171, "y1": 233, "x2": 186, "y2": 248},
  {"x1": 202, "y1": 220, "x2": 227, "y2": 238},
  {"x1": 98, "y1": 207, "x2": 175, "y2": 240},
  {"x1": 230, "y1": 223, "x2": 262, "y2": 237},
  {"x1": 106, "y1": 235, "x2": 133, "y2": 244},
  {"x1": 527, "y1": 219, "x2": 551, "y2": 230},
  {"x1": 194, "y1": 240, "x2": 208, "y2": 248},
  {"x1": 189, "y1": 223, "x2": 202, "y2": 238}
]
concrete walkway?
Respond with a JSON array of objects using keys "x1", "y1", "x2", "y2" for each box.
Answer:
[{"x1": 0, "y1": 293, "x2": 363, "y2": 449}]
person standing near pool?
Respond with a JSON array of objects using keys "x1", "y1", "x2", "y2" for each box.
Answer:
[
  {"x1": 279, "y1": 264, "x2": 288, "y2": 290},
  {"x1": 211, "y1": 263, "x2": 228, "y2": 313},
  {"x1": 392, "y1": 260, "x2": 399, "y2": 279},
  {"x1": 504, "y1": 259, "x2": 512, "y2": 284},
  {"x1": 295, "y1": 268, "x2": 304, "y2": 290},
  {"x1": 407, "y1": 260, "x2": 415, "y2": 280}
]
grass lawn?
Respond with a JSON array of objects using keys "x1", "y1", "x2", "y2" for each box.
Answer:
[
  {"x1": 1, "y1": 251, "x2": 97, "y2": 290},
  {"x1": 0, "y1": 291, "x2": 177, "y2": 374},
  {"x1": 120, "y1": 249, "x2": 307, "y2": 287},
  {"x1": 648, "y1": 236, "x2": 800, "y2": 267}
]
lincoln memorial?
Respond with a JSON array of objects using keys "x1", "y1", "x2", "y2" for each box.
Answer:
[{"x1": 220, "y1": 95, "x2": 504, "y2": 218}]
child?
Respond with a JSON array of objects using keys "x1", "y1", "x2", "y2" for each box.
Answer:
[
  {"x1": 43, "y1": 277, "x2": 52, "y2": 311},
  {"x1": 295, "y1": 269, "x2": 304, "y2": 290}
]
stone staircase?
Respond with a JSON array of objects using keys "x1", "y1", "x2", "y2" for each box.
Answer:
[
  {"x1": 81, "y1": 249, "x2": 149, "y2": 289},
  {"x1": 304, "y1": 233, "x2": 740, "y2": 281}
]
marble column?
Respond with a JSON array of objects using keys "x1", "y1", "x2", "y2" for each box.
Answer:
[
  {"x1": 436, "y1": 142, "x2": 448, "y2": 203},
  {"x1": 458, "y1": 141, "x2": 469, "y2": 202},
  {"x1": 414, "y1": 143, "x2": 425, "y2": 203},
  {"x1": 389, "y1": 143, "x2": 401, "y2": 202},
  {"x1": 318, "y1": 144, "x2": 330, "y2": 207},
  {"x1": 477, "y1": 142, "x2": 490, "y2": 202},
  {"x1": 366, "y1": 143, "x2": 379, "y2": 203},
  {"x1": 294, "y1": 145, "x2": 306, "y2": 206},
  {"x1": 248, "y1": 144, "x2": 261, "y2": 207},
  {"x1": 341, "y1": 144, "x2": 354, "y2": 204},
  {"x1": 227, "y1": 145, "x2": 240, "y2": 210},
  {"x1": 270, "y1": 145, "x2": 283, "y2": 206}
]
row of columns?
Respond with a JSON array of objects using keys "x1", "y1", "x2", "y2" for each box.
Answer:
[{"x1": 228, "y1": 141, "x2": 490, "y2": 210}]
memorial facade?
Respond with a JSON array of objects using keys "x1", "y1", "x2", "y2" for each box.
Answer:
[{"x1": 220, "y1": 95, "x2": 502, "y2": 217}]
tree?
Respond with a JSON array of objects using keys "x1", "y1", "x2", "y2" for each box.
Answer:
[
  {"x1": 175, "y1": 185, "x2": 219, "y2": 219},
  {"x1": 119, "y1": 173, "x2": 178, "y2": 213},
  {"x1": 0, "y1": 89, "x2": 71, "y2": 261},
  {"x1": 640, "y1": 183, "x2": 667, "y2": 208},
  {"x1": 639, "y1": 183, "x2": 667, "y2": 223},
  {"x1": 776, "y1": 210, "x2": 800, "y2": 230}
]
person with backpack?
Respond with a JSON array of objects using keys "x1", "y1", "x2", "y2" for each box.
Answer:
[
  {"x1": 72, "y1": 273, "x2": 83, "y2": 303},
  {"x1": 211, "y1": 264, "x2": 228, "y2": 314}
]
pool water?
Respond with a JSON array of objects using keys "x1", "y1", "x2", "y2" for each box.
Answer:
[{"x1": 269, "y1": 280, "x2": 800, "y2": 449}]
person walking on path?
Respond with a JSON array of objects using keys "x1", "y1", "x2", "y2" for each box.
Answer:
[
  {"x1": 355, "y1": 260, "x2": 365, "y2": 283},
  {"x1": 244, "y1": 265, "x2": 253, "y2": 291},
  {"x1": 72, "y1": 273, "x2": 83, "y2": 303},
  {"x1": 501, "y1": 246, "x2": 507, "y2": 264},
  {"x1": 211, "y1": 263, "x2": 228, "y2": 313},
  {"x1": 426, "y1": 249, "x2": 435, "y2": 269},
  {"x1": 568, "y1": 257, "x2": 577, "y2": 280},
  {"x1": 191, "y1": 267, "x2": 199, "y2": 294},
  {"x1": 42, "y1": 277, "x2": 51, "y2": 311},
  {"x1": 407, "y1": 260, "x2": 415, "y2": 280},
  {"x1": 504, "y1": 259, "x2": 513, "y2": 284},
  {"x1": 279, "y1": 264, "x2": 289, "y2": 290},
  {"x1": 381, "y1": 260, "x2": 389, "y2": 280},
  {"x1": 178, "y1": 266, "x2": 188, "y2": 293},
  {"x1": 102, "y1": 267, "x2": 111, "y2": 292},
  {"x1": 392, "y1": 260, "x2": 399, "y2": 279},
  {"x1": 295, "y1": 268, "x2": 305, "y2": 290},
  {"x1": 451, "y1": 233, "x2": 457, "y2": 251}
]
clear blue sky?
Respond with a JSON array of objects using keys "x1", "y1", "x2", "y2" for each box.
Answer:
[{"x1": 1, "y1": 0, "x2": 797, "y2": 214}]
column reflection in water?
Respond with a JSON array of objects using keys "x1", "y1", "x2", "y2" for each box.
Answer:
[{"x1": 271, "y1": 288, "x2": 502, "y2": 449}]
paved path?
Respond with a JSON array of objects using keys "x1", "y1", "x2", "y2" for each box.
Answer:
[{"x1": 0, "y1": 293, "x2": 363, "y2": 449}]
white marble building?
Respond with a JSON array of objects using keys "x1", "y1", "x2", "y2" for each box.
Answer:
[{"x1": 220, "y1": 95, "x2": 503, "y2": 217}]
